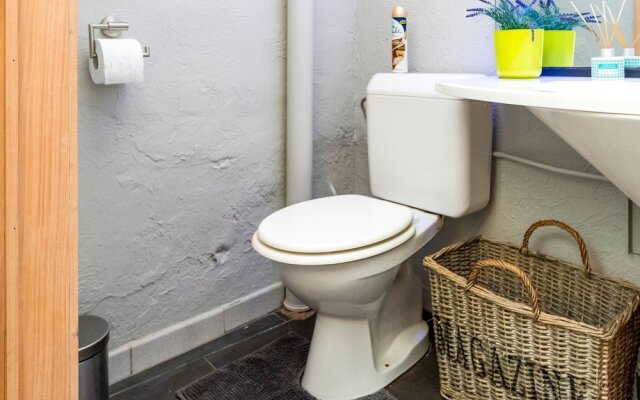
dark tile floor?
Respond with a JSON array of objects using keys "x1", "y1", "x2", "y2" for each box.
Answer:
[{"x1": 109, "y1": 311, "x2": 442, "y2": 400}]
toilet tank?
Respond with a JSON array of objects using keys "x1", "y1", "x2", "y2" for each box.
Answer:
[{"x1": 366, "y1": 74, "x2": 492, "y2": 218}]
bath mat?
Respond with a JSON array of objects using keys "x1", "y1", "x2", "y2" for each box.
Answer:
[{"x1": 176, "y1": 333, "x2": 398, "y2": 400}]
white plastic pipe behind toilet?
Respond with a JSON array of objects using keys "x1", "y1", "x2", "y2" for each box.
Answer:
[{"x1": 284, "y1": 0, "x2": 313, "y2": 312}]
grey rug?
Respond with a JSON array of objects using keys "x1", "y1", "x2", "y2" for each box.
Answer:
[{"x1": 177, "y1": 333, "x2": 398, "y2": 400}]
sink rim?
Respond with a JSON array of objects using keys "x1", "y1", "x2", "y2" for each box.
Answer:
[
  {"x1": 436, "y1": 76, "x2": 640, "y2": 116},
  {"x1": 530, "y1": 79, "x2": 640, "y2": 95}
]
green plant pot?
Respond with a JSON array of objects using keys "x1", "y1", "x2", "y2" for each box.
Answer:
[
  {"x1": 543, "y1": 30, "x2": 576, "y2": 67},
  {"x1": 494, "y1": 29, "x2": 544, "y2": 79}
]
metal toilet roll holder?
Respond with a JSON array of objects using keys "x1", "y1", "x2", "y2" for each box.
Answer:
[{"x1": 89, "y1": 16, "x2": 151, "y2": 59}]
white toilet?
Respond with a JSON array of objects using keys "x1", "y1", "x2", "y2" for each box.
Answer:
[{"x1": 252, "y1": 74, "x2": 492, "y2": 400}]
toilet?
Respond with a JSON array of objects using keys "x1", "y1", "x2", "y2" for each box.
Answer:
[{"x1": 252, "y1": 74, "x2": 492, "y2": 400}]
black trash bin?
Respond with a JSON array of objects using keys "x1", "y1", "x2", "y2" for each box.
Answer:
[{"x1": 79, "y1": 315, "x2": 110, "y2": 400}]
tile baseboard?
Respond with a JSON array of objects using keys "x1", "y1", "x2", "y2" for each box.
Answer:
[{"x1": 109, "y1": 282, "x2": 284, "y2": 384}]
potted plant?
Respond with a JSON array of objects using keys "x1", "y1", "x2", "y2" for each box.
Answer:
[
  {"x1": 534, "y1": 0, "x2": 597, "y2": 67},
  {"x1": 467, "y1": 0, "x2": 544, "y2": 78}
]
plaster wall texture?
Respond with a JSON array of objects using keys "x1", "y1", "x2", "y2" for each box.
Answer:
[
  {"x1": 78, "y1": 0, "x2": 287, "y2": 368},
  {"x1": 313, "y1": 0, "x2": 360, "y2": 198},
  {"x1": 349, "y1": 1, "x2": 640, "y2": 294},
  {"x1": 79, "y1": 0, "x2": 364, "y2": 380},
  {"x1": 554, "y1": 0, "x2": 635, "y2": 66}
]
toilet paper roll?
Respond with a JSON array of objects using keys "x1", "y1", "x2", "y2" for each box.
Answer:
[{"x1": 89, "y1": 38, "x2": 144, "y2": 85}]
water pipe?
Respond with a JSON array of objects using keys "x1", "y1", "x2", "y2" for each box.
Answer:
[{"x1": 284, "y1": 0, "x2": 313, "y2": 312}]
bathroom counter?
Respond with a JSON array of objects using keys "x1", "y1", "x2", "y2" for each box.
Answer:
[{"x1": 436, "y1": 76, "x2": 640, "y2": 116}]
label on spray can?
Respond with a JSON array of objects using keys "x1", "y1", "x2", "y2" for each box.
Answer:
[{"x1": 392, "y1": 8, "x2": 407, "y2": 73}]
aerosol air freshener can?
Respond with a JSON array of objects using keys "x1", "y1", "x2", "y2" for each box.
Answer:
[{"x1": 392, "y1": 6, "x2": 408, "y2": 73}]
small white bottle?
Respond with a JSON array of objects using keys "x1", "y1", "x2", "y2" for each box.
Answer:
[
  {"x1": 391, "y1": 6, "x2": 408, "y2": 73},
  {"x1": 623, "y1": 48, "x2": 640, "y2": 69}
]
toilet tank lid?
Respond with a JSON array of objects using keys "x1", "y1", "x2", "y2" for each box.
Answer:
[
  {"x1": 366, "y1": 73, "x2": 484, "y2": 100},
  {"x1": 256, "y1": 195, "x2": 414, "y2": 254}
]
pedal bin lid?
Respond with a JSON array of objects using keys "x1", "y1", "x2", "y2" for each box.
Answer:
[{"x1": 79, "y1": 315, "x2": 110, "y2": 362}]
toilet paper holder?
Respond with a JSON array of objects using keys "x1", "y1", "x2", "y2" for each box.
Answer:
[{"x1": 89, "y1": 16, "x2": 151, "y2": 59}]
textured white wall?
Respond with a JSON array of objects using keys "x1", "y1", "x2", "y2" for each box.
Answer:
[
  {"x1": 313, "y1": 0, "x2": 360, "y2": 198},
  {"x1": 78, "y1": 1, "x2": 287, "y2": 349},
  {"x1": 554, "y1": 0, "x2": 635, "y2": 65},
  {"x1": 79, "y1": 0, "x2": 361, "y2": 361}
]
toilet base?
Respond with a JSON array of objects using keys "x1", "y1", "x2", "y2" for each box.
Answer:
[
  {"x1": 301, "y1": 314, "x2": 430, "y2": 400},
  {"x1": 283, "y1": 289, "x2": 311, "y2": 312}
]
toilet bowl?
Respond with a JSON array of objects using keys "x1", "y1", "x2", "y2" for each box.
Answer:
[
  {"x1": 252, "y1": 73, "x2": 493, "y2": 399},
  {"x1": 252, "y1": 195, "x2": 441, "y2": 400}
]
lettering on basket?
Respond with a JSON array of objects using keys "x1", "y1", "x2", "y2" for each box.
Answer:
[{"x1": 433, "y1": 315, "x2": 587, "y2": 400}]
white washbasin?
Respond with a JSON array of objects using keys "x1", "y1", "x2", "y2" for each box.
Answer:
[
  {"x1": 527, "y1": 107, "x2": 640, "y2": 206},
  {"x1": 436, "y1": 76, "x2": 640, "y2": 205}
]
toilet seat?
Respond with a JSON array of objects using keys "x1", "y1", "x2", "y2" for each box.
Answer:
[
  {"x1": 252, "y1": 223, "x2": 416, "y2": 266},
  {"x1": 257, "y1": 194, "x2": 414, "y2": 254},
  {"x1": 253, "y1": 195, "x2": 422, "y2": 266}
]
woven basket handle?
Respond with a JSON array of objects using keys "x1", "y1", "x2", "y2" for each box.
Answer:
[
  {"x1": 520, "y1": 219, "x2": 591, "y2": 277},
  {"x1": 466, "y1": 259, "x2": 542, "y2": 322}
]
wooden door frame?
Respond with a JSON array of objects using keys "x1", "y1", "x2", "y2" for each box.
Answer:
[{"x1": 2, "y1": 0, "x2": 78, "y2": 398}]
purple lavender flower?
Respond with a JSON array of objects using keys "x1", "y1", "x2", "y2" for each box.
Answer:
[{"x1": 466, "y1": 0, "x2": 540, "y2": 36}]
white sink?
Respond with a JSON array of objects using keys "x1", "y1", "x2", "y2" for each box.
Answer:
[
  {"x1": 527, "y1": 107, "x2": 640, "y2": 206},
  {"x1": 436, "y1": 76, "x2": 640, "y2": 205}
]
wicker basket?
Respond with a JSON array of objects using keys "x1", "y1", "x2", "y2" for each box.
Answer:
[{"x1": 424, "y1": 220, "x2": 640, "y2": 400}]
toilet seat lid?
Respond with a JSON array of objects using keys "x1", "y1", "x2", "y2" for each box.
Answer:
[{"x1": 257, "y1": 195, "x2": 414, "y2": 253}]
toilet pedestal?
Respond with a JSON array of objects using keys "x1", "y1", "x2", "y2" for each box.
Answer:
[{"x1": 300, "y1": 260, "x2": 429, "y2": 400}]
